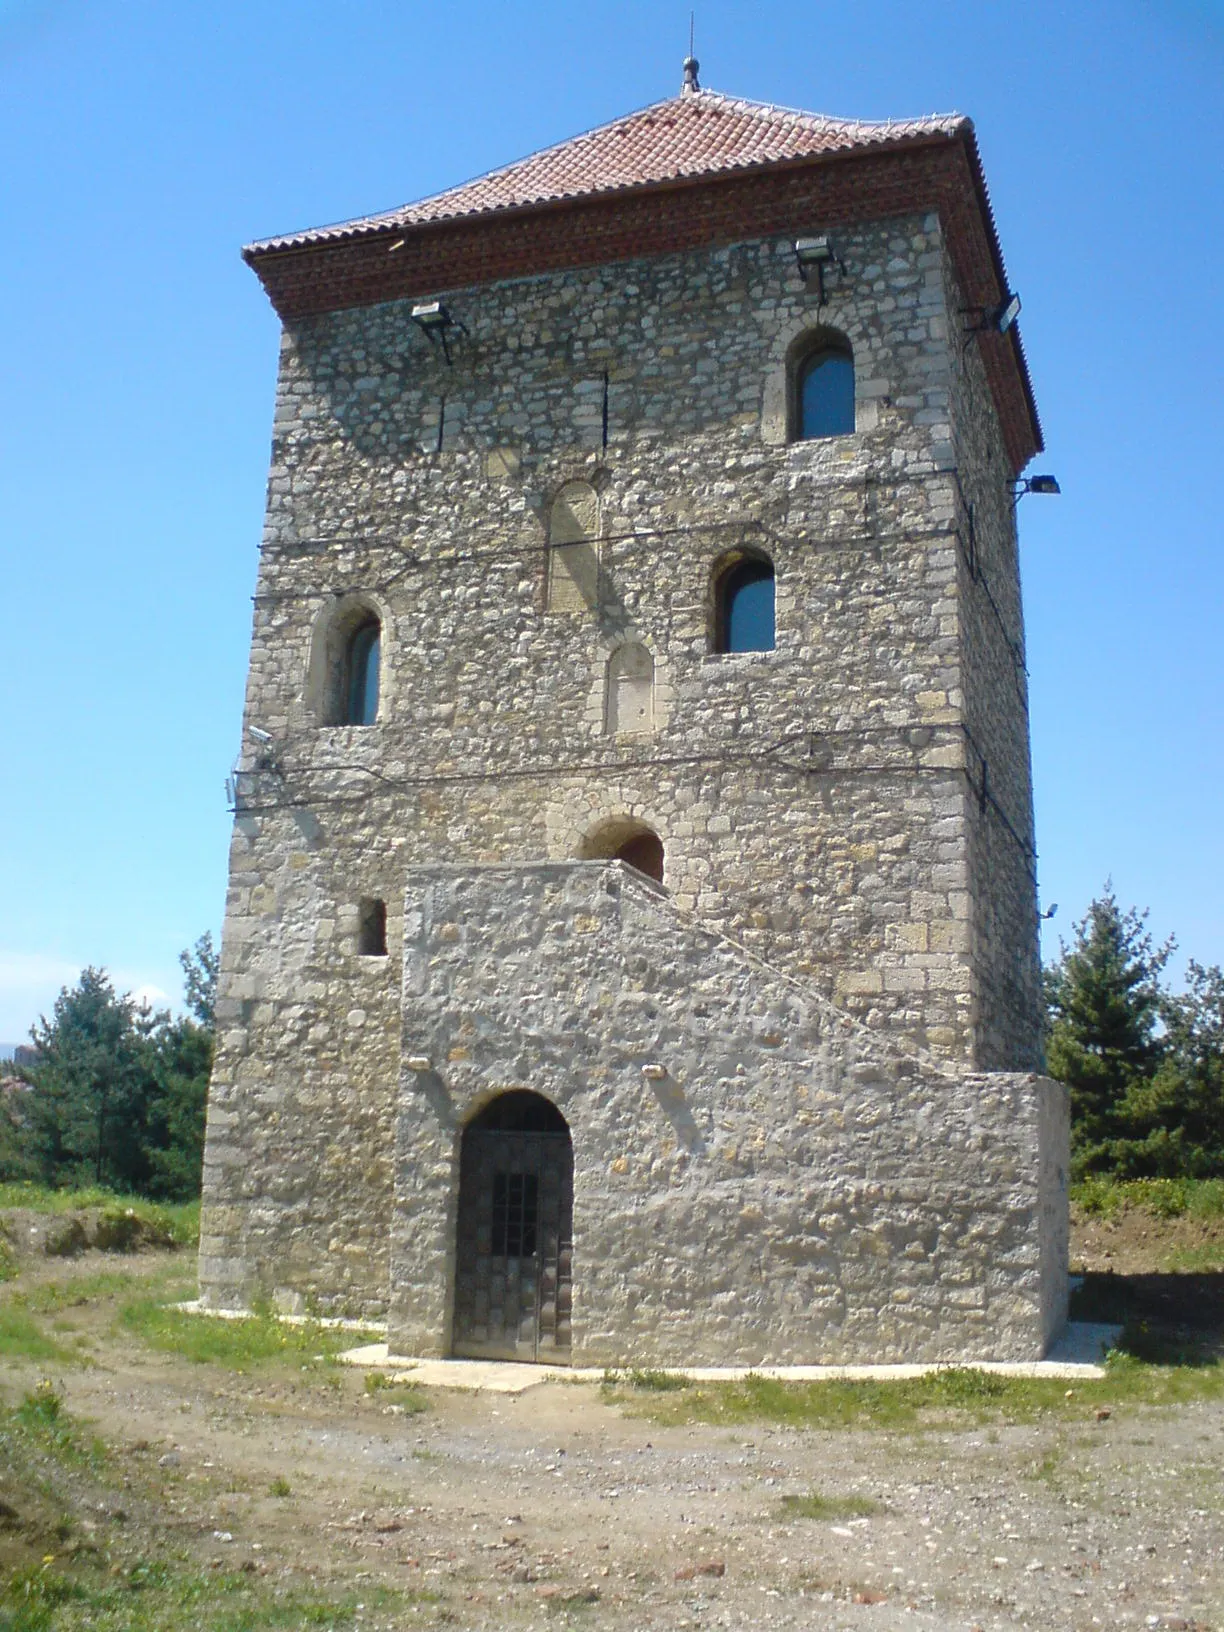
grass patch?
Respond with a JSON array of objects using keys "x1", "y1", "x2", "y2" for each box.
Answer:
[
  {"x1": 0, "y1": 1561, "x2": 415, "y2": 1631},
  {"x1": 544, "y1": 1588, "x2": 602, "y2": 1613},
  {"x1": 13, "y1": 1269, "x2": 146, "y2": 1316},
  {"x1": 779, "y1": 1491, "x2": 883, "y2": 1520},
  {"x1": 0, "y1": 1306, "x2": 74, "y2": 1364},
  {"x1": 602, "y1": 1367, "x2": 691, "y2": 1391},
  {"x1": 4, "y1": 1381, "x2": 106, "y2": 1474},
  {"x1": 1164, "y1": 1241, "x2": 1224, "y2": 1272},
  {"x1": 362, "y1": 1373, "x2": 429, "y2": 1414},
  {"x1": 0, "y1": 1183, "x2": 199, "y2": 1246},
  {"x1": 1072, "y1": 1176, "x2": 1224, "y2": 1221},
  {"x1": 604, "y1": 1357, "x2": 1224, "y2": 1430},
  {"x1": 1, "y1": 1387, "x2": 429, "y2": 1629},
  {"x1": 120, "y1": 1298, "x2": 377, "y2": 1370}
]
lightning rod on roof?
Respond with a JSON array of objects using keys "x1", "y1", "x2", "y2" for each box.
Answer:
[{"x1": 682, "y1": 10, "x2": 700, "y2": 94}]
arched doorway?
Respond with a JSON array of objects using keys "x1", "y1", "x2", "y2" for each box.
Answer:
[
  {"x1": 452, "y1": 1091, "x2": 573, "y2": 1363},
  {"x1": 579, "y1": 817, "x2": 665, "y2": 885}
]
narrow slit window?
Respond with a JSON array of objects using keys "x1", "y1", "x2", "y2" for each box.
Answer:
[{"x1": 357, "y1": 897, "x2": 387, "y2": 956}]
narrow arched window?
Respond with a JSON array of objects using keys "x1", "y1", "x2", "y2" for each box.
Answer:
[
  {"x1": 716, "y1": 557, "x2": 775, "y2": 653},
  {"x1": 344, "y1": 618, "x2": 380, "y2": 725},
  {"x1": 797, "y1": 341, "x2": 855, "y2": 439},
  {"x1": 357, "y1": 897, "x2": 387, "y2": 956}
]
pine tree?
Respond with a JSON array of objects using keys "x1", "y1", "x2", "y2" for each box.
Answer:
[
  {"x1": 1044, "y1": 887, "x2": 1172, "y2": 1176},
  {"x1": 143, "y1": 936, "x2": 217, "y2": 1199},
  {"x1": 9, "y1": 938, "x2": 217, "y2": 1197},
  {"x1": 1108, "y1": 961, "x2": 1224, "y2": 1177},
  {"x1": 20, "y1": 968, "x2": 155, "y2": 1190}
]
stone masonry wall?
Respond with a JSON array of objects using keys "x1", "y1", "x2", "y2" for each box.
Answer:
[
  {"x1": 388, "y1": 863, "x2": 1067, "y2": 1365},
  {"x1": 200, "y1": 207, "x2": 1050, "y2": 1326},
  {"x1": 942, "y1": 253, "x2": 1042, "y2": 1071}
]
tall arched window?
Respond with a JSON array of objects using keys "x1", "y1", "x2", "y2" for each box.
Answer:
[
  {"x1": 796, "y1": 338, "x2": 855, "y2": 440},
  {"x1": 343, "y1": 618, "x2": 380, "y2": 725},
  {"x1": 714, "y1": 556, "x2": 775, "y2": 654}
]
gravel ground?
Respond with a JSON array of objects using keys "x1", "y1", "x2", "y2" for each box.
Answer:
[{"x1": 1, "y1": 1221, "x2": 1222, "y2": 1630}]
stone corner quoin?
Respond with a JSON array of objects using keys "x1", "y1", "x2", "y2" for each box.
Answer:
[{"x1": 198, "y1": 82, "x2": 1069, "y2": 1365}]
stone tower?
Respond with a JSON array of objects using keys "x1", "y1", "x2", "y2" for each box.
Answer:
[{"x1": 199, "y1": 75, "x2": 1068, "y2": 1365}]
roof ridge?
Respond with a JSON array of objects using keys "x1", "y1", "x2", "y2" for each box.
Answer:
[
  {"x1": 244, "y1": 88, "x2": 971, "y2": 257},
  {"x1": 689, "y1": 86, "x2": 966, "y2": 132}
]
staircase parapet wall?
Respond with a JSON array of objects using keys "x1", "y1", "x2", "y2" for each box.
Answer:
[{"x1": 391, "y1": 861, "x2": 1068, "y2": 1365}]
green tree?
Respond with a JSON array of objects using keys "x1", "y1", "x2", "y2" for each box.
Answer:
[
  {"x1": 180, "y1": 932, "x2": 218, "y2": 1029},
  {"x1": 1044, "y1": 887, "x2": 1172, "y2": 1176},
  {"x1": 0, "y1": 1080, "x2": 37, "y2": 1183},
  {"x1": 143, "y1": 935, "x2": 217, "y2": 1199},
  {"x1": 9, "y1": 936, "x2": 217, "y2": 1197},
  {"x1": 1107, "y1": 961, "x2": 1224, "y2": 1177},
  {"x1": 19, "y1": 968, "x2": 156, "y2": 1190}
]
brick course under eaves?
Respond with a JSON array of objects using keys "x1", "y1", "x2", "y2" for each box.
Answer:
[{"x1": 243, "y1": 87, "x2": 1042, "y2": 472}]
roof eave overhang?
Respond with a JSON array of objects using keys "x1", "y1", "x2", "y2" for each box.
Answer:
[{"x1": 245, "y1": 129, "x2": 1042, "y2": 470}]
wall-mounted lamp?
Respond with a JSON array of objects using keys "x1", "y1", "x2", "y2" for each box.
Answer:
[
  {"x1": 991, "y1": 292, "x2": 1022, "y2": 334},
  {"x1": 793, "y1": 235, "x2": 844, "y2": 303},
  {"x1": 241, "y1": 722, "x2": 280, "y2": 777},
  {"x1": 1013, "y1": 474, "x2": 1061, "y2": 505},
  {"x1": 410, "y1": 300, "x2": 467, "y2": 364},
  {"x1": 963, "y1": 291, "x2": 1022, "y2": 338}
]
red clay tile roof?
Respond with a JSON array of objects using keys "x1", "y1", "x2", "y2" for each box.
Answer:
[{"x1": 246, "y1": 89, "x2": 970, "y2": 253}]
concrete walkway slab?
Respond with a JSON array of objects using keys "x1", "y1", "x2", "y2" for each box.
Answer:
[{"x1": 337, "y1": 1327, "x2": 1115, "y2": 1391}]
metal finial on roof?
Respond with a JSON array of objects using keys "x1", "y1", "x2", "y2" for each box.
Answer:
[{"x1": 682, "y1": 56, "x2": 700, "y2": 95}]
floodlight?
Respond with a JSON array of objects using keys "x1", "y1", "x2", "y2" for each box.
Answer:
[
  {"x1": 992, "y1": 291, "x2": 1022, "y2": 333},
  {"x1": 409, "y1": 299, "x2": 466, "y2": 363},
  {"x1": 794, "y1": 236, "x2": 833, "y2": 269},
  {"x1": 1013, "y1": 474, "x2": 1061, "y2": 502},
  {"x1": 411, "y1": 300, "x2": 449, "y2": 329},
  {"x1": 792, "y1": 235, "x2": 843, "y2": 302}
]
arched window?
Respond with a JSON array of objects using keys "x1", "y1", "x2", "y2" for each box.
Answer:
[
  {"x1": 796, "y1": 338, "x2": 855, "y2": 440},
  {"x1": 357, "y1": 897, "x2": 387, "y2": 956},
  {"x1": 307, "y1": 594, "x2": 386, "y2": 726},
  {"x1": 579, "y1": 817, "x2": 665, "y2": 885},
  {"x1": 714, "y1": 556, "x2": 775, "y2": 654},
  {"x1": 615, "y1": 831, "x2": 664, "y2": 882},
  {"x1": 343, "y1": 617, "x2": 380, "y2": 725}
]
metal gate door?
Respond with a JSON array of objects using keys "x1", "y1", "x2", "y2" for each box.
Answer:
[{"x1": 452, "y1": 1097, "x2": 573, "y2": 1362}]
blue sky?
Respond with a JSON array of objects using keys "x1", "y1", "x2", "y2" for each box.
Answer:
[{"x1": 1, "y1": 0, "x2": 1221, "y2": 1039}]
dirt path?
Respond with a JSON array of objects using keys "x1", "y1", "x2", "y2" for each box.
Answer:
[{"x1": 2, "y1": 1227, "x2": 1223, "y2": 1630}]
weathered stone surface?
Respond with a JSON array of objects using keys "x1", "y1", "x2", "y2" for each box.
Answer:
[
  {"x1": 386, "y1": 863, "x2": 1065, "y2": 1365},
  {"x1": 198, "y1": 167, "x2": 1064, "y2": 1356}
]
